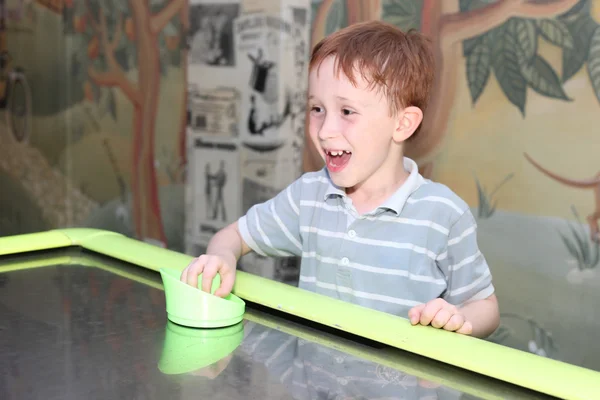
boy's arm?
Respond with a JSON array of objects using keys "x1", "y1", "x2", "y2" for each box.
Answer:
[
  {"x1": 181, "y1": 221, "x2": 250, "y2": 295},
  {"x1": 182, "y1": 176, "x2": 305, "y2": 295},
  {"x1": 205, "y1": 221, "x2": 252, "y2": 270},
  {"x1": 441, "y1": 209, "x2": 499, "y2": 337},
  {"x1": 456, "y1": 293, "x2": 499, "y2": 338}
]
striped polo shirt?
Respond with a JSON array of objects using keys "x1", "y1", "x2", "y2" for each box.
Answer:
[{"x1": 238, "y1": 157, "x2": 494, "y2": 318}]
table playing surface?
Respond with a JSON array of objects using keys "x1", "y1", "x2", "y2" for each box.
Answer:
[{"x1": 1, "y1": 229, "x2": 599, "y2": 400}]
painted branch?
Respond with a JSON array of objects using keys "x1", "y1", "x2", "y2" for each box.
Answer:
[
  {"x1": 346, "y1": 0, "x2": 358, "y2": 24},
  {"x1": 179, "y1": 1, "x2": 189, "y2": 29},
  {"x1": 88, "y1": 66, "x2": 141, "y2": 105},
  {"x1": 310, "y1": 0, "x2": 335, "y2": 48},
  {"x1": 150, "y1": 0, "x2": 187, "y2": 35},
  {"x1": 85, "y1": 3, "x2": 141, "y2": 105},
  {"x1": 524, "y1": 153, "x2": 600, "y2": 188},
  {"x1": 440, "y1": 0, "x2": 578, "y2": 44},
  {"x1": 368, "y1": 0, "x2": 381, "y2": 21},
  {"x1": 420, "y1": 0, "x2": 440, "y2": 38},
  {"x1": 345, "y1": 0, "x2": 381, "y2": 24},
  {"x1": 408, "y1": 0, "x2": 577, "y2": 163}
]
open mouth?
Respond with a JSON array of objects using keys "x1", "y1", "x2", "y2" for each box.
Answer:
[{"x1": 325, "y1": 149, "x2": 352, "y2": 172}]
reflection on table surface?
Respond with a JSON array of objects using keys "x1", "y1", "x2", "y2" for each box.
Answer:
[{"x1": 0, "y1": 250, "x2": 553, "y2": 400}]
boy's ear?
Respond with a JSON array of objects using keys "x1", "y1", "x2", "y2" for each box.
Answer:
[{"x1": 393, "y1": 106, "x2": 423, "y2": 142}]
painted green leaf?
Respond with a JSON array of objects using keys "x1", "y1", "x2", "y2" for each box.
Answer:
[
  {"x1": 520, "y1": 55, "x2": 570, "y2": 100},
  {"x1": 384, "y1": 0, "x2": 420, "y2": 31},
  {"x1": 466, "y1": 36, "x2": 491, "y2": 104},
  {"x1": 587, "y1": 26, "x2": 600, "y2": 104},
  {"x1": 325, "y1": 0, "x2": 342, "y2": 36},
  {"x1": 512, "y1": 18, "x2": 537, "y2": 65},
  {"x1": 492, "y1": 24, "x2": 527, "y2": 115},
  {"x1": 163, "y1": 21, "x2": 178, "y2": 36},
  {"x1": 558, "y1": 0, "x2": 588, "y2": 24},
  {"x1": 386, "y1": 14, "x2": 419, "y2": 31},
  {"x1": 562, "y1": 14, "x2": 597, "y2": 83},
  {"x1": 463, "y1": 35, "x2": 482, "y2": 57},
  {"x1": 537, "y1": 19, "x2": 574, "y2": 49},
  {"x1": 459, "y1": 0, "x2": 473, "y2": 12},
  {"x1": 388, "y1": 0, "x2": 417, "y2": 16}
]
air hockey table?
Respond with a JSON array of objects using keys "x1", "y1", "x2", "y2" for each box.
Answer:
[{"x1": 1, "y1": 229, "x2": 599, "y2": 400}]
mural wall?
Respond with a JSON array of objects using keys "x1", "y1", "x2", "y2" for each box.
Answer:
[
  {"x1": 303, "y1": 0, "x2": 600, "y2": 372},
  {"x1": 0, "y1": 0, "x2": 188, "y2": 249},
  {"x1": 0, "y1": 0, "x2": 599, "y2": 377}
]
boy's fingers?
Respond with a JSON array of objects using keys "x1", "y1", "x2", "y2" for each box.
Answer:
[
  {"x1": 186, "y1": 256, "x2": 207, "y2": 289},
  {"x1": 180, "y1": 257, "x2": 198, "y2": 283},
  {"x1": 180, "y1": 266, "x2": 189, "y2": 283},
  {"x1": 456, "y1": 321, "x2": 473, "y2": 335},
  {"x1": 419, "y1": 301, "x2": 443, "y2": 326},
  {"x1": 214, "y1": 268, "x2": 235, "y2": 298},
  {"x1": 201, "y1": 257, "x2": 221, "y2": 293},
  {"x1": 408, "y1": 303, "x2": 425, "y2": 325},
  {"x1": 442, "y1": 314, "x2": 465, "y2": 332},
  {"x1": 431, "y1": 309, "x2": 452, "y2": 329}
]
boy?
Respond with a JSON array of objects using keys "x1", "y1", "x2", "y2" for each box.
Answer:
[{"x1": 181, "y1": 21, "x2": 500, "y2": 338}]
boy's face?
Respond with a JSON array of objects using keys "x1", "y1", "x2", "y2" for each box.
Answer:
[{"x1": 308, "y1": 56, "x2": 419, "y2": 191}]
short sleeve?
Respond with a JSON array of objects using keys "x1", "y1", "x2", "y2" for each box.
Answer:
[
  {"x1": 238, "y1": 176, "x2": 303, "y2": 257},
  {"x1": 437, "y1": 209, "x2": 494, "y2": 305}
]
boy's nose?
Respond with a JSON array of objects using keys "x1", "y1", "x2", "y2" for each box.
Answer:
[{"x1": 317, "y1": 116, "x2": 339, "y2": 140}]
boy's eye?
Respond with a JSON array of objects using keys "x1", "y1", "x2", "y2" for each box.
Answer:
[
  {"x1": 342, "y1": 109, "x2": 354, "y2": 116},
  {"x1": 311, "y1": 106, "x2": 323, "y2": 113}
]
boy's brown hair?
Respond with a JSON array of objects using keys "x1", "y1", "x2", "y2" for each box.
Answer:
[{"x1": 309, "y1": 20, "x2": 435, "y2": 124}]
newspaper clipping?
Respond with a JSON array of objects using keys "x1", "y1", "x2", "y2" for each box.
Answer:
[
  {"x1": 185, "y1": 0, "x2": 310, "y2": 284},
  {"x1": 190, "y1": 137, "x2": 240, "y2": 244}
]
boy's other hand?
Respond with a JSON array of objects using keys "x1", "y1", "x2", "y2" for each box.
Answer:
[
  {"x1": 408, "y1": 298, "x2": 472, "y2": 335},
  {"x1": 180, "y1": 253, "x2": 237, "y2": 298}
]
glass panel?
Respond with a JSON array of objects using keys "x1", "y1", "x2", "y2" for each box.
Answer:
[{"x1": 0, "y1": 250, "x2": 552, "y2": 399}]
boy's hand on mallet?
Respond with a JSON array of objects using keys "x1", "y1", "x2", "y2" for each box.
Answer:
[
  {"x1": 180, "y1": 253, "x2": 236, "y2": 298},
  {"x1": 408, "y1": 298, "x2": 472, "y2": 335}
]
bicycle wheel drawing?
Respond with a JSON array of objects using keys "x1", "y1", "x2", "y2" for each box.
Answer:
[{"x1": 6, "y1": 70, "x2": 32, "y2": 143}]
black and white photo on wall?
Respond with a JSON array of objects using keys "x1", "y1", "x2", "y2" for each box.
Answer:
[
  {"x1": 241, "y1": 177, "x2": 279, "y2": 216},
  {"x1": 246, "y1": 48, "x2": 292, "y2": 138},
  {"x1": 188, "y1": 85, "x2": 240, "y2": 138},
  {"x1": 291, "y1": 6, "x2": 308, "y2": 27},
  {"x1": 192, "y1": 138, "x2": 240, "y2": 241},
  {"x1": 188, "y1": 1, "x2": 240, "y2": 67},
  {"x1": 235, "y1": 13, "x2": 298, "y2": 147}
]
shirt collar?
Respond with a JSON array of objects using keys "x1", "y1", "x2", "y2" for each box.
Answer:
[{"x1": 323, "y1": 157, "x2": 424, "y2": 215}]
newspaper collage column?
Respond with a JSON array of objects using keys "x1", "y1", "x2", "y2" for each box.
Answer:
[{"x1": 185, "y1": 0, "x2": 310, "y2": 283}]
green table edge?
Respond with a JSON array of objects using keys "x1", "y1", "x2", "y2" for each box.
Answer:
[{"x1": 1, "y1": 228, "x2": 599, "y2": 400}]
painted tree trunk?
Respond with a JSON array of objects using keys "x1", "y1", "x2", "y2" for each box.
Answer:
[
  {"x1": 130, "y1": 0, "x2": 167, "y2": 246},
  {"x1": 178, "y1": 6, "x2": 189, "y2": 172}
]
